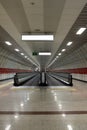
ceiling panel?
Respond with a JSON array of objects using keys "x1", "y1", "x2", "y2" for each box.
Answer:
[
  {"x1": 0, "y1": 0, "x2": 87, "y2": 70},
  {"x1": 0, "y1": 0, "x2": 31, "y2": 33},
  {"x1": 49, "y1": 3, "x2": 87, "y2": 70},
  {"x1": 44, "y1": 0, "x2": 65, "y2": 32},
  {"x1": 21, "y1": 0, "x2": 44, "y2": 32},
  {"x1": 47, "y1": 0, "x2": 87, "y2": 66}
]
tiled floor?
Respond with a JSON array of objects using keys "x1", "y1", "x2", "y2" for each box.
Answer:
[
  {"x1": 0, "y1": 79, "x2": 87, "y2": 130},
  {"x1": 0, "y1": 114, "x2": 87, "y2": 130}
]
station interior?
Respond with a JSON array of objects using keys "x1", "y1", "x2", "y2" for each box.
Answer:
[{"x1": 0, "y1": 0, "x2": 87, "y2": 130}]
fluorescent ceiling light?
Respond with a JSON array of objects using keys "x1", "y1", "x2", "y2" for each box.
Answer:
[
  {"x1": 26, "y1": 57, "x2": 30, "y2": 61},
  {"x1": 39, "y1": 52, "x2": 51, "y2": 55},
  {"x1": 56, "y1": 56, "x2": 59, "y2": 58},
  {"x1": 62, "y1": 49, "x2": 66, "y2": 52},
  {"x1": 58, "y1": 53, "x2": 61, "y2": 56},
  {"x1": 5, "y1": 41, "x2": 12, "y2": 46},
  {"x1": 22, "y1": 35, "x2": 54, "y2": 41},
  {"x1": 21, "y1": 53, "x2": 24, "y2": 55},
  {"x1": 67, "y1": 41, "x2": 73, "y2": 46},
  {"x1": 15, "y1": 49, "x2": 19, "y2": 52},
  {"x1": 76, "y1": 27, "x2": 86, "y2": 35},
  {"x1": 25, "y1": 56, "x2": 27, "y2": 58},
  {"x1": 48, "y1": 60, "x2": 54, "y2": 67}
]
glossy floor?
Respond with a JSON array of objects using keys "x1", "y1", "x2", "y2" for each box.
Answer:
[{"x1": 0, "y1": 79, "x2": 87, "y2": 130}]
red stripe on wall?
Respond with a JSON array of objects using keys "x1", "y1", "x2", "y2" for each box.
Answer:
[
  {"x1": 48, "y1": 68, "x2": 87, "y2": 74},
  {"x1": 0, "y1": 68, "x2": 32, "y2": 74}
]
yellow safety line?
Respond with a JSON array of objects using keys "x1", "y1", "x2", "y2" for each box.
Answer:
[{"x1": 0, "y1": 81, "x2": 13, "y2": 89}]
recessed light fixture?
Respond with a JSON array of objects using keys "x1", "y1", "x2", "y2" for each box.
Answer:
[
  {"x1": 22, "y1": 35, "x2": 54, "y2": 41},
  {"x1": 76, "y1": 27, "x2": 86, "y2": 35},
  {"x1": 67, "y1": 41, "x2": 73, "y2": 46},
  {"x1": 48, "y1": 56, "x2": 58, "y2": 67},
  {"x1": 58, "y1": 53, "x2": 61, "y2": 56},
  {"x1": 61, "y1": 49, "x2": 66, "y2": 52},
  {"x1": 5, "y1": 41, "x2": 12, "y2": 46},
  {"x1": 25, "y1": 56, "x2": 27, "y2": 58},
  {"x1": 15, "y1": 49, "x2": 20, "y2": 52},
  {"x1": 27, "y1": 98, "x2": 29, "y2": 100},
  {"x1": 39, "y1": 52, "x2": 51, "y2": 56},
  {"x1": 48, "y1": 59, "x2": 56, "y2": 67},
  {"x1": 21, "y1": 53, "x2": 24, "y2": 55},
  {"x1": 56, "y1": 56, "x2": 59, "y2": 58}
]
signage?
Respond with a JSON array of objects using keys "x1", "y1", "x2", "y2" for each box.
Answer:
[{"x1": 32, "y1": 52, "x2": 38, "y2": 56}]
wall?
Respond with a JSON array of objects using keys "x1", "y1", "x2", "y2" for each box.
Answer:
[
  {"x1": 0, "y1": 45, "x2": 32, "y2": 80},
  {"x1": 49, "y1": 43, "x2": 87, "y2": 82}
]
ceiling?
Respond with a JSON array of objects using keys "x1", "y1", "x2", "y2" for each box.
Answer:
[{"x1": 0, "y1": 0, "x2": 87, "y2": 70}]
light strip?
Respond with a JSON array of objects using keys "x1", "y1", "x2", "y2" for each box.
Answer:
[
  {"x1": 62, "y1": 49, "x2": 66, "y2": 52},
  {"x1": 21, "y1": 53, "x2": 24, "y2": 55},
  {"x1": 27, "y1": 57, "x2": 38, "y2": 67},
  {"x1": 5, "y1": 41, "x2": 12, "y2": 46},
  {"x1": 67, "y1": 41, "x2": 73, "y2": 46},
  {"x1": 58, "y1": 53, "x2": 61, "y2": 56},
  {"x1": 56, "y1": 56, "x2": 59, "y2": 58},
  {"x1": 15, "y1": 49, "x2": 20, "y2": 52},
  {"x1": 25, "y1": 56, "x2": 27, "y2": 58},
  {"x1": 22, "y1": 35, "x2": 54, "y2": 41},
  {"x1": 76, "y1": 27, "x2": 86, "y2": 35},
  {"x1": 39, "y1": 52, "x2": 51, "y2": 56}
]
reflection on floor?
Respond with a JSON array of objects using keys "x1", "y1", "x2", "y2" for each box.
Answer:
[{"x1": 0, "y1": 79, "x2": 87, "y2": 130}]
